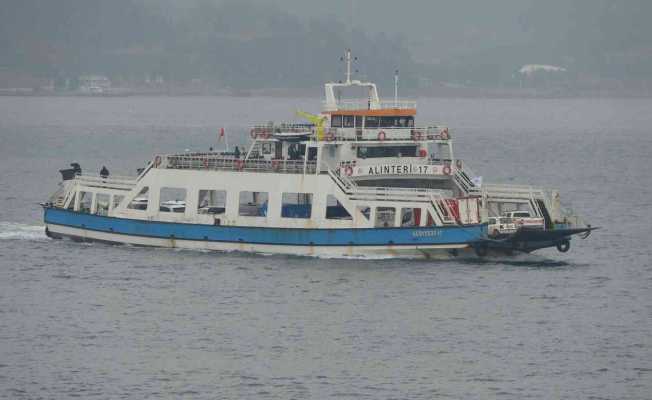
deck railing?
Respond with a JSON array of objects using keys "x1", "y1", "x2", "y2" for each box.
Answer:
[
  {"x1": 249, "y1": 125, "x2": 451, "y2": 142},
  {"x1": 322, "y1": 100, "x2": 417, "y2": 111},
  {"x1": 158, "y1": 153, "x2": 317, "y2": 174},
  {"x1": 73, "y1": 174, "x2": 138, "y2": 191}
]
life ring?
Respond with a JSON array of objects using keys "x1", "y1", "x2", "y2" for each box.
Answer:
[
  {"x1": 271, "y1": 159, "x2": 280, "y2": 170},
  {"x1": 455, "y1": 159, "x2": 463, "y2": 169},
  {"x1": 345, "y1": 166, "x2": 353, "y2": 176},
  {"x1": 377, "y1": 131, "x2": 386, "y2": 141},
  {"x1": 556, "y1": 239, "x2": 570, "y2": 253},
  {"x1": 154, "y1": 155, "x2": 161, "y2": 167},
  {"x1": 235, "y1": 159, "x2": 244, "y2": 170},
  {"x1": 440, "y1": 128, "x2": 449, "y2": 140},
  {"x1": 443, "y1": 165, "x2": 451, "y2": 175},
  {"x1": 419, "y1": 149, "x2": 427, "y2": 158}
]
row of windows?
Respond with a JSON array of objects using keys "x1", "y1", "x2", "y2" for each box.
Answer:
[
  {"x1": 73, "y1": 189, "x2": 437, "y2": 227},
  {"x1": 331, "y1": 115, "x2": 415, "y2": 128},
  {"x1": 357, "y1": 145, "x2": 418, "y2": 159},
  {"x1": 123, "y1": 187, "x2": 354, "y2": 220}
]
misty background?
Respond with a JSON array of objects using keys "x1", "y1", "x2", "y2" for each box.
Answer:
[{"x1": 1, "y1": 0, "x2": 651, "y2": 95}]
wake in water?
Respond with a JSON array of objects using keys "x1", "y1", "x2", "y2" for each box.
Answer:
[{"x1": 0, "y1": 222, "x2": 47, "y2": 240}]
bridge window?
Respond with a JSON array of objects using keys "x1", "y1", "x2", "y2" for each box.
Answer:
[
  {"x1": 364, "y1": 116, "x2": 379, "y2": 128},
  {"x1": 331, "y1": 115, "x2": 343, "y2": 128},
  {"x1": 198, "y1": 190, "x2": 226, "y2": 215},
  {"x1": 239, "y1": 191, "x2": 268, "y2": 217},
  {"x1": 128, "y1": 187, "x2": 149, "y2": 210},
  {"x1": 343, "y1": 115, "x2": 355, "y2": 128},
  {"x1": 281, "y1": 193, "x2": 312, "y2": 219},
  {"x1": 95, "y1": 193, "x2": 110, "y2": 216},
  {"x1": 357, "y1": 145, "x2": 417, "y2": 158},
  {"x1": 380, "y1": 116, "x2": 414, "y2": 128},
  {"x1": 325, "y1": 195, "x2": 352, "y2": 220},
  {"x1": 375, "y1": 207, "x2": 396, "y2": 228},
  {"x1": 79, "y1": 191, "x2": 92, "y2": 213},
  {"x1": 159, "y1": 187, "x2": 186, "y2": 213}
]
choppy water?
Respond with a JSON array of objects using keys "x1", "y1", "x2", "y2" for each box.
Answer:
[{"x1": 1, "y1": 95, "x2": 651, "y2": 399}]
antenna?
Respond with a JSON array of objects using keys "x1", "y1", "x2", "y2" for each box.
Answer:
[
  {"x1": 345, "y1": 49, "x2": 352, "y2": 84},
  {"x1": 394, "y1": 69, "x2": 399, "y2": 107}
]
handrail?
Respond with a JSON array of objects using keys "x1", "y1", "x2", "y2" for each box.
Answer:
[
  {"x1": 248, "y1": 125, "x2": 451, "y2": 142},
  {"x1": 160, "y1": 153, "x2": 317, "y2": 175},
  {"x1": 322, "y1": 99, "x2": 417, "y2": 111}
]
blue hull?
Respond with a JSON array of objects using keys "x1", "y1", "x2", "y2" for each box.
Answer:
[{"x1": 43, "y1": 208, "x2": 487, "y2": 247}]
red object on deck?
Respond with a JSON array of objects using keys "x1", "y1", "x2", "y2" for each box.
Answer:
[{"x1": 445, "y1": 199, "x2": 460, "y2": 222}]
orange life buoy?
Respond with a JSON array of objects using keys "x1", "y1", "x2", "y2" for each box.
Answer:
[
  {"x1": 345, "y1": 166, "x2": 353, "y2": 176},
  {"x1": 154, "y1": 155, "x2": 161, "y2": 167},
  {"x1": 443, "y1": 165, "x2": 451, "y2": 175},
  {"x1": 377, "y1": 131, "x2": 386, "y2": 141},
  {"x1": 440, "y1": 128, "x2": 449, "y2": 140},
  {"x1": 419, "y1": 149, "x2": 427, "y2": 158}
]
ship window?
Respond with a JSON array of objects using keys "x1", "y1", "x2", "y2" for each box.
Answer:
[
  {"x1": 401, "y1": 208, "x2": 421, "y2": 227},
  {"x1": 331, "y1": 115, "x2": 343, "y2": 128},
  {"x1": 281, "y1": 192, "x2": 312, "y2": 219},
  {"x1": 357, "y1": 145, "x2": 417, "y2": 158},
  {"x1": 343, "y1": 115, "x2": 355, "y2": 128},
  {"x1": 198, "y1": 190, "x2": 226, "y2": 215},
  {"x1": 112, "y1": 195, "x2": 124, "y2": 210},
  {"x1": 95, "y1": 193, "x2": 110, "y2": 216},
  {"x1": 66, "y1": 193, "x2": 76, "y2": 210},
  {"x1": 356, "y1": 205, "x2": 371, "y2": 221},
  {"x1": 375, "y1": 207, "x2": 396, "y2": 228},
  {"x1": 128, "y1": 187, "x2": 149, "y2": 210},
  {"x1": 159, "y1": 187, "x2": 186, "y2": 213},
  {"x1": 355, "y1": 116, "x2": 363, "y2": 128},
  {"x1": 379, "y1": 116, "x2": 414, "y2": 128},
  {"x1": 364, "y1": 116, "x2": 379, "y2": 128},
  {"x1": 239, "y1": 191, "x2": 268, "y2": 217},
  {"x1": 326, "y1": 195, "x2": 352, "y2": 220},
  {"x1": 79, "y1": 191, "x2": 93, "y2": 213}
]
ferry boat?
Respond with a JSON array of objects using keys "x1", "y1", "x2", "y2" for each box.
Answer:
[{"x1": 41, "y1": 50, "x2": 594, "y2": 259}]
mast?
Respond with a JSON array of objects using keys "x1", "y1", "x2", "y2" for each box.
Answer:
[
  {"x1": 394, "y1": 69, "x2": 399, "y2": 107},
  {"x1": 345, "y1": 48, "x2": 352, "y2": 84}
]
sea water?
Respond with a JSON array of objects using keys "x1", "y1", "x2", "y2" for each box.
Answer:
[{"x1": 0, "y1": 95, "x2": 651, "y2": 399}]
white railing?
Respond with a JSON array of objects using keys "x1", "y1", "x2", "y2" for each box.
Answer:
[
  {"x1": 322, "y1": 99, "x2": 417, "y2": 111},
  {"x1": 160, "y1": 153, "x2": 317, "y2": 174},
  {"x1": 248, "y1": 122, "x2": 451, "y2": 143},
  {"x1": 74, "y1": 174, "x2": 137, "y2": 191}
]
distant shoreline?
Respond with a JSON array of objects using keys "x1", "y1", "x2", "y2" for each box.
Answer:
[{"x1": 1, "y1": 86, "x2": 651, "y2": 99}]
